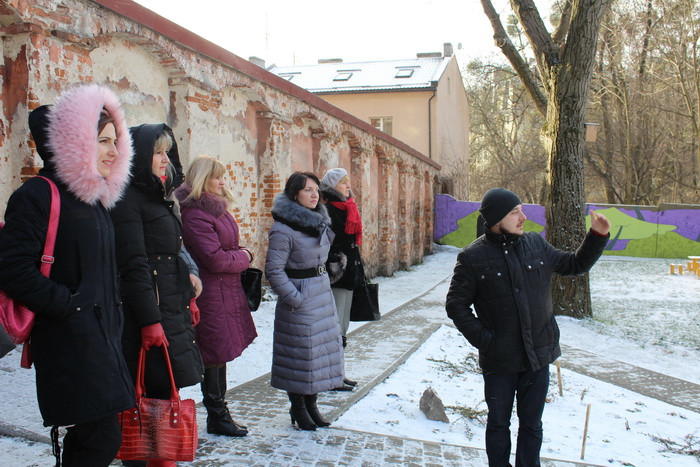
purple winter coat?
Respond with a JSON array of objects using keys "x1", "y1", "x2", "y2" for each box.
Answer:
[{"x1": 174, "y1": 184, "x2": 257, "y2": 365}]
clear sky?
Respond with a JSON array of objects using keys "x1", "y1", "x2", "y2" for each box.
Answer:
[{"x1": 132, "y1": 0, "x2": 555, "y2": 68}]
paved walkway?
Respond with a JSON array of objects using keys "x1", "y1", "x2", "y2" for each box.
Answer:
[{"x1": 1, "y1": 273, "x2": 698, "y2": 465}]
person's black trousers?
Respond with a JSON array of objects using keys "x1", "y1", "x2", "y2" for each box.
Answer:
[
  {"x1": 483, "y1": 366, "x2": 549, "y2": 467},
  {"x1": 61, "y1": 413, "x2": 122, "y2": 466}
]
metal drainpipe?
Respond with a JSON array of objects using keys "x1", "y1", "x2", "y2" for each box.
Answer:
[{"x1": 428, "y1": 82, "x2": 438, "y2": 159}]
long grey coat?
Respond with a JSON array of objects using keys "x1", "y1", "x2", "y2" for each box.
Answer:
[{"x1": 265, "y1": 194, "x2": 344, "y2": 394}]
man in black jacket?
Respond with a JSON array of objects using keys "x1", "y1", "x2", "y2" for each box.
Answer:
[{"x1": 445, "y1": 188, "x2": 610, "y2": 467}]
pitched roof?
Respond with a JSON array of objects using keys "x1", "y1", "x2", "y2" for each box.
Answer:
[{"x1": 269, "y1": 56, "x2": 451, "y2": 94}]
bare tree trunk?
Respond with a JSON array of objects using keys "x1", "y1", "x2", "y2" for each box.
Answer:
[{"x1": 482, "y1": 0, "x2": 611, "y2": 317}]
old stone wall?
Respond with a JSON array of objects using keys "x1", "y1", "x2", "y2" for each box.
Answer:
[{"x1": 0, "y1": 0, "x2": 439, "y2": 276}]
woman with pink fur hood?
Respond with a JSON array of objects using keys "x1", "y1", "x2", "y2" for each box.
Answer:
[{"x1": 0, "y1": 84, "x2": 135, "y2": 465}]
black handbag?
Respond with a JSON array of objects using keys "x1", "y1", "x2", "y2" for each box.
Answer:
[
  {"x1": 349, "y1": 281, "x2": 380, "y2": 322},
  {"x1": 241, "y1": 268, "x2": 263, "y2": 311},
  {"x1": 0, "y1": 326, "x2": 16, "y2": 359}
]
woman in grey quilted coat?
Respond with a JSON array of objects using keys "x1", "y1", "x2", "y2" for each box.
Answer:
[{"x1": 265, "y1": 172, "x2": 345, "y2": 431}]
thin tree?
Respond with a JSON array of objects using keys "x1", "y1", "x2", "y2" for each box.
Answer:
[{"x1": 480, "y1": 0, "x2": 612, "y2": 318}]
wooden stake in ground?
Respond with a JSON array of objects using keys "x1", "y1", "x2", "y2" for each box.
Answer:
[
  {"x1": 581, "y1": 403, "x2": 592, "y2": 459},
  {"x1": 556, "y1": 360, "x2": 563, "y2": 396}
]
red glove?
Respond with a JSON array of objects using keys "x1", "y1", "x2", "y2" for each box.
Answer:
[
  {"x1": 141, "y1": 323, "x2": 168, "y2": 350},
  {"x1": 189, "y1": 298, "x2": 200, "y2": 326}
]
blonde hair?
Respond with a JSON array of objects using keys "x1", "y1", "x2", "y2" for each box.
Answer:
[
  {"x1": 184, "y1": 154, "x2": 235, "y2": 204},
  {"x1": 154, "y1": 130, "x2": 176, "y2": 184},
  {"x1": 154, "y1": 131, "x2": 173, "y2": 154}
]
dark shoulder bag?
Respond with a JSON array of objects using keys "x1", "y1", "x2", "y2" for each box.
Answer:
[
  {"x1": 349, "y1": 272, "x2": 380, "y2": 322},
  {"x1": 241, "y1": 268, "x2": 263, "y2": 311}
]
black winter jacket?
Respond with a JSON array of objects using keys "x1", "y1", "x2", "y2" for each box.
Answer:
[
  {"x1": 320, "y1": 186, "x2": 364, "y2": 290},
  {"x1": 445, "y1": 230, "x2": 608, "y2": 374},
  {"x1": 110, "y1": 124, "x2": 203, "y2": 393}
]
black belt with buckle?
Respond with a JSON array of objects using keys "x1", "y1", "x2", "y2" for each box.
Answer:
[{"x1": 285, "y1": 265, "x2": 327, "y2": 279}]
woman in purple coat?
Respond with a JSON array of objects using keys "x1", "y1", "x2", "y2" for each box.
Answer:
[{"x1": 174, "y1": 155, "x2": 257, "y2": 437}]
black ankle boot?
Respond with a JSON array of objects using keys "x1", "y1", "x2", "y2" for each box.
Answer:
[
  {"x1": 287, "y1": 392, "x2": 316, "y2": 430},
  {"x1": 304, "y1": 394, "x2": 330, "y2": 427},
  {"x1": 202, "y1": 367, "x2": 248, "y2": 437}
]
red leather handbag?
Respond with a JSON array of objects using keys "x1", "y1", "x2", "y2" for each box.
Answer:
[
  {"x1": 0, "y1": 176, "x2": 60, "y2": 368},
  {"x1": 116, "y1": 346, "x2": 198, "y2": 462}
]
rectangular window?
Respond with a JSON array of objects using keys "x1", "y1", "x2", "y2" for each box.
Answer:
[
  {"x1": 370, "y1": 117, "x2": 393, "y2": 136},
  {"x1": 334, "y1": 72, "x2": 353, "y2": 81},
  {"x1": 395, "y1": 68, "x2": 415, "y2": 78}
]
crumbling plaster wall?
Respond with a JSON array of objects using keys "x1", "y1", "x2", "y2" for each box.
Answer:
[{"x1": 0, "y1": 0, "x2": 439, "y2": 276}]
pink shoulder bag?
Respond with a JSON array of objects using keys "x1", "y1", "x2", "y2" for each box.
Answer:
[{"x1": 0, "y1": 176, "x2": 60, "y2": 368}]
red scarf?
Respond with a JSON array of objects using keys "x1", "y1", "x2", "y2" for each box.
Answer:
[{"x1": 329, "y1": 197, "x2": 363, "y2": 245}]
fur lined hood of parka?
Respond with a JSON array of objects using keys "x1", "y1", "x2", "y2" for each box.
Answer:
[
  {"x1": 32, "y1": 84, "x2": 133, "y2": 209},
  {"x1": 271, "y1": 193, "x2": 331, "y2": 237}
]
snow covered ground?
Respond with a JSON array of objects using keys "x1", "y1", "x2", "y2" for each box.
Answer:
[
  {"x1": 1, "y1": 245, "x2": 698, "y2": 466},
  {"x1": 334, "y1": 249, "x2": 700, "y2": 466},
  {"x1": 188, "y1": 245, "x2": 700, "y2": 466}
]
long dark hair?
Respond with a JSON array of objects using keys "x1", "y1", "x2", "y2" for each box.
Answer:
[{"x1": 284, "y1": 171, "x2": 320, "y2": 202}]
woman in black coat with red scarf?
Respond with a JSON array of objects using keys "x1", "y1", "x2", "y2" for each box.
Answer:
[{"x1": 319, "y1": 168, "x2": 365, "y2": 390}]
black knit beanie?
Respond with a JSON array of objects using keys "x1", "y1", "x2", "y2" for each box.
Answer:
[{"x1": 479, "y1": 188, "x2": 521, "y2": 228}]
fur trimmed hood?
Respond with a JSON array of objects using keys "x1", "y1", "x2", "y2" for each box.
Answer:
[
  {"x1": 174, "y1": 183, "x2": 228, "y2": 218},
  {"x1": 37, "y1": 84, "x2": 133, "y2": 208},
  {"x1": 271, "y1": 193, "x2": 330, "y2": 236}
]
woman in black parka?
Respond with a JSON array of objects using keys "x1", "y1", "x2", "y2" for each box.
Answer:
[
  {"x1": 110, "y1": 124, "x2": 203, "y2": 449},
  {"x1": 0, "y1": 84, "x2": 135, "y2": 466}
]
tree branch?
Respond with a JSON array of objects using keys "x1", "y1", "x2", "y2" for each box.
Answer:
[
  {"x1": 480, "y1": 0, "x2": 548, "y2": 116},
  {"x1": 510, "y1": 0, "x2": 562, "y2": 74},
  {"x1": 552, "y1": 0, "x2": 573, "y2": 46}
]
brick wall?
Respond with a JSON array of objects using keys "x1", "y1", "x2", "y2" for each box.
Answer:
[{"x1": 0, "y1": 0, "x2": 440, "y2": 277}]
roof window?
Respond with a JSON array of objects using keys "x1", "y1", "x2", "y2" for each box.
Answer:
[
  {"x1": 334, "y1": 72, "x2": 353, "y2": 81},
  {"x1": 395, "y1": 68, "x2": 415, "y2": 78}
]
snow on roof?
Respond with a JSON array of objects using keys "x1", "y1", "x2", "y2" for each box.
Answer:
[{"x1": 269, "y1": 56, "x2": 451, "y2": 93}]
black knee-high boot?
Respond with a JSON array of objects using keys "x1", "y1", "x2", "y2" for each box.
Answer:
[
  {"x1": 201, "y1": 366, "x2": 247, "y2": 437},
  {"x1": 304, "y1": 394, "x2": 330, "y2": 427},
  {"x1": 287, "y1": 392, "x2": 317, "y2": 430},
  {"x1": 218, "y1": 365, "x2": 247, "y2": 429}
]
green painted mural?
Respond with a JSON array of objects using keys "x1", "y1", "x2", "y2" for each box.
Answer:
[{"x1": 434, "y1": 195, "x2": 700, "y2": 259}]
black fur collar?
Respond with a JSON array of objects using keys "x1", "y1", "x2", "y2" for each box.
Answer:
[{"x1": 271, "y1": 193, "x2": 330, "y2": 237}]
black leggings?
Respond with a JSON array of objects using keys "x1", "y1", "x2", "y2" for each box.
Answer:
[{"x1": 60, "y1": 413, "x2": 121, "y2": 466}]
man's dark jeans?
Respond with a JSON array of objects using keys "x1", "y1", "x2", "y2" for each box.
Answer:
[{"x1": 483, "y1": 366, "x2": 550, "y2": 467}]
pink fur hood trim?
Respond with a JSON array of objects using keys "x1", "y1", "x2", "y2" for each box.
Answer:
[{"x1": 47, "y1": 84, "x2": 133, "y2": 208}]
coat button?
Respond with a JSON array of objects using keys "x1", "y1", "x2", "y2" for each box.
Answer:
[
  {"x1": 497, "y1": 272, "x2": 501, "y2": 277},
  {"x1": 76, "y1": 307, "x2": 81, "y2": 311},
  {"x1": 505, "y1": 250, "x2": 509, "y2": 254},
  {"x1": 514, "y1": 288, "x2": 519, "y2": 293},
  {"x1": 480, "y1": 275, "x2": 485, "y2": 279},
  {"x1": 527, "y1": 265, "x2": 532, "y2": 269},
  {"x1": 540, "y1": 261, "x2": 544, "y2": 265}
]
